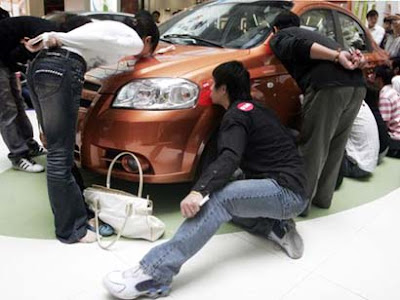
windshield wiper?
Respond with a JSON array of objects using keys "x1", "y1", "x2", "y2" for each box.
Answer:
[{"x1": 162, "y1": 34, "x2": 223, "y2": 48}]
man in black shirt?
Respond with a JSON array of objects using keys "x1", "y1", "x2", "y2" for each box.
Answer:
[
  {"x1": 0, "y1": 16, "x2": 57, "y2": 172},
  {"x1": 103, "y1": 61, "x2": 308, "y2": 299},
  {"x1": 269, "y1": 11, "x2": 366, "y2": 214}
]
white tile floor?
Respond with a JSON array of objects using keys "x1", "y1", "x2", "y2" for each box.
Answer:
[
  {"x1": 0, "y1": 111, "x2": 399, "y2": 300},
  {"x1": 0, "y1": 188, "x2": 399, "y2": 300}
]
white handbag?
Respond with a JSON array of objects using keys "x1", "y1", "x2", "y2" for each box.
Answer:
[{"x1": 84, "y1": 152, "x2": 165, "y2": 249}]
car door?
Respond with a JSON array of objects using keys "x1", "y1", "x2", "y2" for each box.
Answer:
[
  {"x1": 252, "y1": 7, "x2": 338, "y2": 129},
  {"x1": 333, "y1": 10, "x2": 384, "y2": 78}
]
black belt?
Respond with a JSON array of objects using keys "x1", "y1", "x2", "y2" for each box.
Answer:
[{"x1": 38, "y1": 48, "x2": 86, "y2": 67}]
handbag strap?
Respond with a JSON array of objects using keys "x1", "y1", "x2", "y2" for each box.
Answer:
[
  {"x1": 106, "y1": 152, "x2": 143, "y2": 198},
  {"x1": 94, "y1": 199, "x2": 133, "y2": 250}
]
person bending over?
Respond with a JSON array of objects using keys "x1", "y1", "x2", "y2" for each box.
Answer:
[
  {"x1": 269, "y1": 11, "x2": 366, "y2": 215},
  {"x1": 25, "y1": 11, "x2": 160, "y2": 244}
]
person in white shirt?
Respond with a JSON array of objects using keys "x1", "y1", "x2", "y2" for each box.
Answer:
[
  {"x1": 339, "y1": 101, "x2": 380, "y2": 181},
  {"x1": 24, "y1": 11, "x2": 159, "y2": 244},
  {"x1": 367, "y1": 10, "x2": 385, "y2": 46}
]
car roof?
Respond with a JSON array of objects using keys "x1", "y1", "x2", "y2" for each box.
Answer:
[
  {"x1": 79, "y1": 11, "x2": 136, "y2": 18},
  {"x1": 44, "y1": 10, "x2": 136, "y2": 20}
]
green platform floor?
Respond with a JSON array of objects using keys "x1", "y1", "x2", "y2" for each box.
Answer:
[{"x1": 0, "y1": 156, "x2": 399, "y2": 240}]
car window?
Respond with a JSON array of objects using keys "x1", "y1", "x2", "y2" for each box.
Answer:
[
  {"x1": 89, "y1": 14, "x2": 112, "y2": 20},
  {"x1": 337, "y1": 12, "x2": 367, "y2": 51},
  {"x1": 108, "y1": 15, "x2": 131, "y2": 23},
  {"x1": 159, "y1": 1, "x2": 292, "y2": 49},
  {"x1": 300, "y1": 9, "x2": 336, "y2": 41}
]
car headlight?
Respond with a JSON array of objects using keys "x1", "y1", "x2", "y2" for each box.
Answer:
[{"x1": 112, "y1": 78, "x2": 199, "y2": 110}]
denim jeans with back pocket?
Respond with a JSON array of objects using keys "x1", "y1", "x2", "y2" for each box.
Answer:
[{"x1": 27, "y1": 49, "x2": 89, "y2": 243}]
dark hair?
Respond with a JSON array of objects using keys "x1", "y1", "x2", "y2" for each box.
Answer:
[
  {"x1": 367, "y1": 10, "x2": 379, "y2": 19},
  {"x1": 212, "y1": 61, "x2": 251, "y2": 103},
  {"x1": 124, "y1": 10, "x2": 160, "y2": 53},
  {"x1": 58, "y1": 15, "x2": 92, "y2": 32},
  {"x1": 375, "y1": 65, "x2": 394, "y2": 85},
  {"x1": 392, "y1": 58, "x2": 400, "y2": 73},
  {"x1": 384, "y1": 17, "x2": 393, "y2": 24},
  {"x1": 152, "y1": 10, "x2": 160, "y2": 17},
  {"x1": 271, "y1": 11, "x2": 300, "y2": 30}
]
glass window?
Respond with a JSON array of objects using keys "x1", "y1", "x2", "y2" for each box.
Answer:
[
  {"x1": 300, "y1": 9, "x2": 336, "y2": 41},
  {"x1": 159, "y1": 1, "x2": 292, "y2": 49},
  {"x1": 337, "y1": 13, "x2": 367, "y2": 51},
  {"x1": 89, "y1": 14, "x2": 111, "y2": 20}
]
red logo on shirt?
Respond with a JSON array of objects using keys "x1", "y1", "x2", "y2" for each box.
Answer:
[{"x1": 237, "y1": 102, "x2": 254, "y2": 112}]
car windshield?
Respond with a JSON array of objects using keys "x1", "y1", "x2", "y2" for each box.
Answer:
[{"x1": 159, "y1": 1, "x2": 292, "y2": 49}]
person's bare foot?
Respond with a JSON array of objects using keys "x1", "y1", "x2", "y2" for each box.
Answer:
[
  {"x1": 79, "y1": 229, "x2": 97, "y2": 243},
  {"x1": 88, "y1": 218, "x2": 96, "y2": 229}
]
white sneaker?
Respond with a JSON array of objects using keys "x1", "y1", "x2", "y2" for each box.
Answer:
[
  {"x1": 103, "y1": 266, "x2": 170, "y2": 299},
  {"x1": 12, "y1": 158, "x2": 45, "y2": 173},
  {"x1": 268, "y1": 220, "x2": 304, "y2": 259}
]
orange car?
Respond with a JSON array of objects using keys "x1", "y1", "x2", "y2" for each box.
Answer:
[{"x1": 76, "y1": 0, "x2": 387, "y2": 184}]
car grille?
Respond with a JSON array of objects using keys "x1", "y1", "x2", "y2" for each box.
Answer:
[
  {"x1": 83, "y1": 81, "x2": 101, "y2": 92},
  {"x1": 103, "y1": 149, "x2": 124, "y2": 170},
  {"x1": 80, "y1": 98, "x2": 92, "y2": 108},
  {"x1": 80, "y1": 80, "x2": 101, "y2": 108}
]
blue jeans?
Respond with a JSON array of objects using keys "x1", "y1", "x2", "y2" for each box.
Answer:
[
  {"x1": 140, "y1": 179, "x2": 307, "y2": 285},
  {"x1": 27, "y1": 49, "x2": 88, "y2": 243},
  {"x1": 0, "y1": 62, "x2": 38, "y2": 163}
]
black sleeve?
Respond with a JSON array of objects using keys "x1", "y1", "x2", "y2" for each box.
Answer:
[
  {"x1": 7, "y1": 45, "x2": 35, "y2": 71},
  {"x1": 192, "y1": 113, "x2": 249, "y2": 196},
  {"x1": 270, "y1": 31, "x2": 314, "y2": 62}
]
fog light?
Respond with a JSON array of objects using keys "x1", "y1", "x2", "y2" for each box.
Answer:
[
  {"x1": 121, "y1": 155, "x2": 139, "y2": 173},
  {"x1": 120, "y1": 154, "x2": 150, "y2": 173}
]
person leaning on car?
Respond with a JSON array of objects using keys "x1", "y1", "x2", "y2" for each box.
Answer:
[
  {"x1": 269, "y1": 11, "x2": 367, "y2": 215},
  {"x1": 24, "y1": 11, "x2": 160, "y2": 244},
  {"x1": 103, "y1": 61, "x2": 308, "y2": 300}
]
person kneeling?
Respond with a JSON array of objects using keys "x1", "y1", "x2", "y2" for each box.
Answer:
[{"x1": 103, "y1": 61, "x2": 308, "y2": 299}]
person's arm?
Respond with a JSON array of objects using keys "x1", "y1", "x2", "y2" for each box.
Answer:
[
  {"x1": 309, "y1": 43, "x2": 365, "y2": 70},
  {"x1": 379, "y1": 97, "x2": 393, "y2": 123},
  {"x1": 270, "y1": 30, "x2": 365, "y2": 69},
  {"x1": 270, "y1": 32, "x2": 313, "y2": 62},
  {"x1": 45, "y1": 22, "x2": 144, "y2": 55},
  {"x1": 181, "y1": 115, "x2": 248, "y2": 218},
  {"x1": 7, "y1": 44, "x2": 34, "y2": 71},
  {"x1": 192, "y1": 119, "x2": 247, "y2": 196},
  {"x1": 26, "y1": 21, "x2": 144, "y2": 57}
]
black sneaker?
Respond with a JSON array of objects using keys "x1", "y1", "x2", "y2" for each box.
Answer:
[
  {"x1": 12, "y1": 158, "x2": 45, "y2": 173},
  {"x1": 29, "y1": 145, "x2": 48, "y2": 157},
  {"x1": 268, "y1": 219, "x2": 304, "y2": 259}
]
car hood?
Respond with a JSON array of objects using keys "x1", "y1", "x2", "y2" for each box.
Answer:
[{"x1": 85, "y1": 42, "x2": 250, "y2": 93}]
